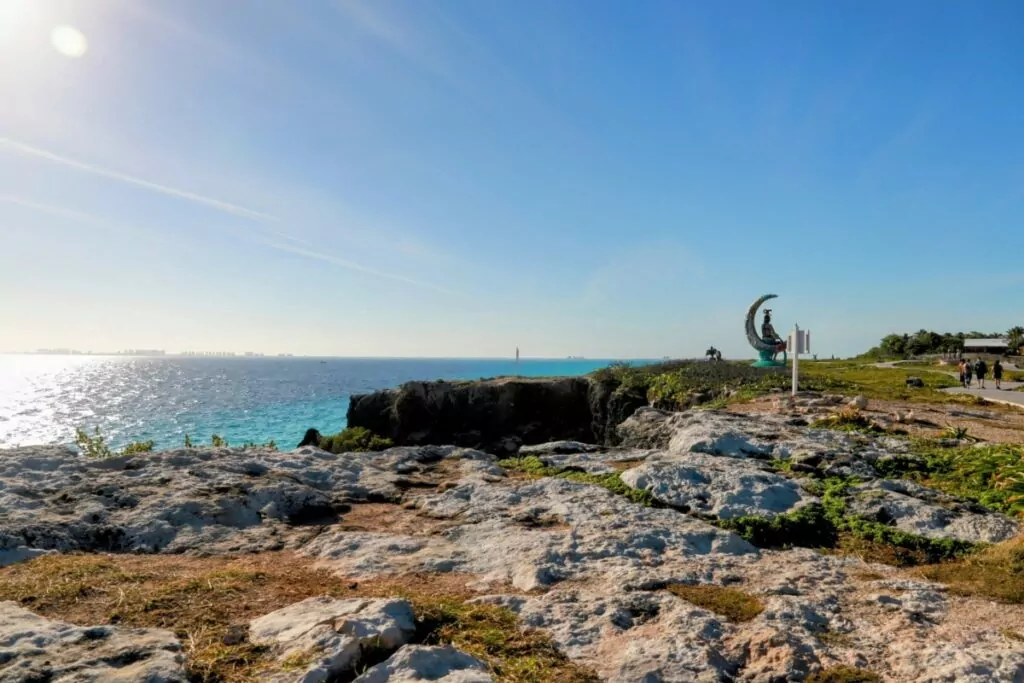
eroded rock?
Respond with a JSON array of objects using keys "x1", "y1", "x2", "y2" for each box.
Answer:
[
  {"x1": 352, "y1": 645, "x2": 493, "y2": 683},
  {"x1": 847, "y1": 480, "x2": 1019, "y2": 544},
  {"x1": 620, "y1": 454, "x2": 817, "y2": 519},
  {"x1": 0, "y1": 601, "x2": 187, "y2": 682},
  {"x1": 250, "y1": 597, "x2": 416, "y2": 682}
]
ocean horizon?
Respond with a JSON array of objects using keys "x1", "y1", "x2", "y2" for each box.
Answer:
[{"x1": 0, "y1": 355, "x2": 653, "y2": 451}]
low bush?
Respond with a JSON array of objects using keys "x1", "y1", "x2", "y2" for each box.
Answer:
[
  {"x1": 75, "y1": 427, "x2": 154, "y2": 458},
  {"x1": 319, "y1": 426, "x2": 394, "y2": 453},
  {"x1": 721, "y1": 477, "x2": 977, "y2": 564}
]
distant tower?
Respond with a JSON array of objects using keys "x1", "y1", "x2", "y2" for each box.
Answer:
[{"x1": 516, "y1": 346, "x2": 520, "y2": 363}]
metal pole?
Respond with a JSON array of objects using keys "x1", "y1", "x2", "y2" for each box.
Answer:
[{"x1": 792, "y1": 323, "x2": 800, "y2": 397}]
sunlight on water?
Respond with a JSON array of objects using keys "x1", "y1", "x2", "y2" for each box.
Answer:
[{"x1": 0, "y1": 355, "x2": 617, "y2": 450}]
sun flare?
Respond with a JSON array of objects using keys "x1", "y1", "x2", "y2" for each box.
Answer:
[{"x1": 50, "y1": 25, "x2": 87, "y2": 58}]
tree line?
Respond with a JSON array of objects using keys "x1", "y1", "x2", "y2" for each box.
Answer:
[{"x1": 866, "y1": 327, "x2": 1024, "y2": 358}]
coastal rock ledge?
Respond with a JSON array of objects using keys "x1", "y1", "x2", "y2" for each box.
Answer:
[
  {"x1": 346, "y1": 376, "x2": 648, "y2": 453},
  {"x1": 0, "y1": 409, "x2": 1022, "y2": 682}
]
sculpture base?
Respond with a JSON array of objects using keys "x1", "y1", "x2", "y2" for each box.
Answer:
[{"x1": 752, "y1": 349, "x2": 787, "y2": 368}]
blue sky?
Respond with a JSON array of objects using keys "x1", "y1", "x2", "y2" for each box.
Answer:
[{"x1": 2, "y1": 0, "x2": 1022, "y2": 358}]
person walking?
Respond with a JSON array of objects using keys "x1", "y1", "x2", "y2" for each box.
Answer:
[
  {"x1": 993, "y1": 359, "x2": 1003, "y2": 390},
  {"x1": 958, "y1": 359, "x2": 967, "y2": 387},
  {"x1": 965, "y1": 359, "x2": 974, "y2": 388},
  {"x1": 975, "y1": 358, "x2": 988, "y2": 389}
]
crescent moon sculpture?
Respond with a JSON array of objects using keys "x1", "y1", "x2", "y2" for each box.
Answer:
[{"x1": 746, "y1": 293, "x2": 787, "y2": 367}]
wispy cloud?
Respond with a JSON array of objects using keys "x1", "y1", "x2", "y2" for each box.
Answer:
[
  {"x1": 0, "y1": 195, "x2": 182, "y2": 248},
  {"x1": 0, "y1": 138, "x2": 278, "y2": 223},
  {"x1": 256, "y1": 239, "x2": 468, "y2": 298}
]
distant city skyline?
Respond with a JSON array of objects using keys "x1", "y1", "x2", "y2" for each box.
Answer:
[{"x1": 3, "y1": 1, "x2": 1023, "y2": 358}]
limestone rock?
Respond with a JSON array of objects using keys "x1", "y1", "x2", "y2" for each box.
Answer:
[
  {"x1": 0, "y1": 444, "x2": 492, "y2": 559},
  {"x1": 352, "y1": 645, "x2": 493, "y2": 682},
  {"x1": 0, "y1": 601, "x2": 186, "y2": 682},
  {"x1": 847, "y1": 480, "x2": 1019, "y2": 544},
  {"x1": 250, "y1": 597, "x2": 416, "y2": 682},
  {"x1": 620, "y1": 454, "x2": 817, "y2": 519},
  {"x1": 303, "y1": 475, "x2": 756, "y2": 585},
  {"x1": 889, "y1": 642, "x2": 1024, "y2": 682},
  {"x1": 346, "y1": 376, "x2": 646, "y2": 452},
  {"x1": 848, "y1": 395, "x2": 869, "y2": 410}
]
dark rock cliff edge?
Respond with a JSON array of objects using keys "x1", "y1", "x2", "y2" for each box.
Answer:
[{"x1": 346, "y1": 376, "x2": 648, "y2": 454}]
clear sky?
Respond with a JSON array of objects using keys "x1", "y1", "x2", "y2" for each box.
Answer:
[{"x1": 2, "y1": 0, "x2": 1022, "y2": 359}]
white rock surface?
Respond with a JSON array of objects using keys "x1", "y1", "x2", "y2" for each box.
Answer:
[
  {"x1": 250, "y1": 597, "x2": 416, "y2": 682},
  {"x1": 2, "y1": 409, "x2": 1023, "y2": 683},
  {"x1": 0, "y1": 444, "x2": 495, "y2": 560},
  {"x1": 620, "y1": 453, "x2": 817, "y2": 519},
  {"x1": 302, "y1": 475, "x2": 756, "y2": 587},
  {"x1": 352, "y1": 645, "x2": 493, "y2": 683},
  {"x1": 0, "y1": 601, "x2": 187, "y2": 682},
  {"x1": 848, "y1": 479, "x2": 1020, "y2": 544}
]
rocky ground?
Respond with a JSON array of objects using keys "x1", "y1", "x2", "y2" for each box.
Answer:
[{"x1": 1, "y1": 397, "x2": 1023, "y2": 681}]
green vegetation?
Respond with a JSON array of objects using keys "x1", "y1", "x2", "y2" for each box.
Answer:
[
  {"x1": 800, "y1": 363, "x2": 963, "y2": 403},
  {"x1": 665, "y1": 584, "x2": 763, "y2": 622},
  {"x1": 589, "y1": 358, "x2": 982, "y2": 411},
  {"x1": 241, "y1": 439, "x2": 278, "y2": 451},
  {"x1": 211, "y1": 434, "x2": 228, "y2": 447},
  {"x1": 865, "y1": 329, "x2": 1004, "y2": 359},
  {"x1": 318, "y1": 426, "x2": 394, "y2": 453},
  {"x1": 0, "y1": 553, "x2": 598, "y2": 683},
  {"x1": 720, "y1": 477, "x2": 977, "y2": 565},
  {"x1": 919, "y1": 535, "x2": 1024, "y2": 604},
  {"x1": 74, "y1": 427, "x2": 154, "y2": 458},
  {"x1": 807, "y1": 667, "x2": 881, "y2": 683},
  {"x1": 497, "y1": 456, "x2": 658, "y2": 507},
  {"x1": 870, "y1": 440, "x2": 1024, "y2": 517}
]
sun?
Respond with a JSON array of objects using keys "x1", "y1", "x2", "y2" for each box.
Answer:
[{"x1": 50, "y1": 25, "x2": 88, "y2": 59}]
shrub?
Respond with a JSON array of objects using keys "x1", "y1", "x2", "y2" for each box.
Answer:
[
  {"x1": 721, "y1": 477, "x2": 977, "y2": 564},
  {"x1": 75, "y1": 428, "x2": 153, "y2": 458},
  {"x1": 75, "y1": 427, "x2": 112, "y2": 458},
  {"x1": 121, "y1": 440, "x2": 155, "y2": 454},
  {"x1": 319, "y1": 427, "x2": 393, "y2": 453},
  {"x1": 211, "y1": 434, "x2": 228, "y2": 448}
]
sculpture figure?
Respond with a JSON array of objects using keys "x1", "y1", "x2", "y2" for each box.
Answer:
[{"x1": 745, "y1": 294, "x2": 787, "y2": 367}]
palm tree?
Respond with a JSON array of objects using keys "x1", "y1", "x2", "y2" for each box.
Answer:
[{"x1": 1007, "y1": 326, "x2": 1024, "y2": 356}]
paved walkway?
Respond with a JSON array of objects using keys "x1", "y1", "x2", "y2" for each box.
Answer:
[
  {"x1": 943, "y1": 384, "x2": 1024, "y2": 407},
  {"x1": 870, "y1": 361, "x2": 1024, "y2": 407}
]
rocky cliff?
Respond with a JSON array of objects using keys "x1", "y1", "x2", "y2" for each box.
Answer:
[
  {"x1": 346, "y1": 376, "x2": 648, "y2": 453},
  {"x1": 1, "y1": 404, "x2": 1022, "y2": 681}
]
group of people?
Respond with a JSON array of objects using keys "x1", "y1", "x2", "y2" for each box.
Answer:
[{"x1": 959, "y1": 358, "x2": 1005, "y2": 389}]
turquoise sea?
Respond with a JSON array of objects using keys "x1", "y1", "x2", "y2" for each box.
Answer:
[{"x1": 0, "y1": 355, "x2": 628, "y2": 450}]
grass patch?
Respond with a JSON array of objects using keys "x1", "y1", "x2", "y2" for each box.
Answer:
[
  {"x1": 497, "y1": 456, "x2": 658, "y2": 508},
  {"x1": 874, "y1": 440, "x2": 1024, "y2": 517},
  {"x1": 801, "y1": 363, "x2": 961, "y2": 404},
  {"x1": 807, "y1": 667, "x2": 881, "y2": 683},
  {"x1": 917, "y1": 535, "x2": 1024, "y2": 603},
  {"x1": 720, "y1": 478, "x2": 978, "y2": 565},
  {"x1": 0, "y1": 553, "x2": 596, "y2": 682},
  {"x1": 666, "y1": 584, "x2": 763, "y2": 622},
  {"x1": 319, "y1": 426, "x2": 394, "y2": 453},
  {"x1": 588, "y1": 358, "x2": 986, "y2": 411}
]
